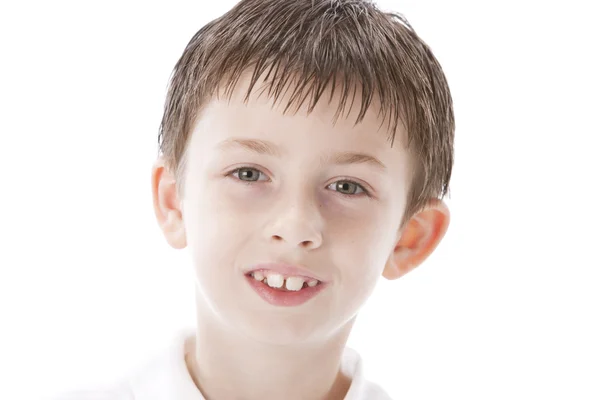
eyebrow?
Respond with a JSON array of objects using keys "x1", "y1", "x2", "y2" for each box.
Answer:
[
  {"x1": 217, "y1": 138, "x2": 386, "y2": 171},
  {"x1": 326, "y1": 151, "x2": 387, "y2": 171},
  {"x1": 217, "y1": 138, "x2": 283, "y2": 157}
]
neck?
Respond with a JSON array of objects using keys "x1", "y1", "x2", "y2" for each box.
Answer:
[{"x1": 186, "y1": 297, "x2": 355, "y2": 400}]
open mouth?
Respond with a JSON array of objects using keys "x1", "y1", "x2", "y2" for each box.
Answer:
[
  {"x1": 244, "y1": 270, "x2": 326, "y2": 306},
  {"x1": 245, "y1": 270, "x2": 322, "y2": 291}
]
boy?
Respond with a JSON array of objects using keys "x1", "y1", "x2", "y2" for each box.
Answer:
[{"x1": 59, "y1": 0, "x2": 453, "y2": 398}]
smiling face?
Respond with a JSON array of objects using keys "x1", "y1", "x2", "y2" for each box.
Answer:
[{"x1": 168, "y1": 72, "x2": 414, "y2": 344}]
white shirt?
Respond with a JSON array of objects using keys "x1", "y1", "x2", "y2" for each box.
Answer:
[{"x1": 55, "y1": 332, "x2": 392, "y2": 400}]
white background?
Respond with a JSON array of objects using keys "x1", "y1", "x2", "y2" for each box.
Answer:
[{"x1": 1, "y1": 0, "x2": 599, "y2": 399}]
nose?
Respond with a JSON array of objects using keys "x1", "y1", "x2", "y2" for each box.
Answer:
[{"x1": 265, "y1": 194, "x2": 324, "y2": 250}]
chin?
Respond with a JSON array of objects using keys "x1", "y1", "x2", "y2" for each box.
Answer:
[{"x1": 232, "y1": 309, "x2": 336, "y2": 346}]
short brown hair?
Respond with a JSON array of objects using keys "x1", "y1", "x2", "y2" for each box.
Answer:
[{"x1": 158, "y1": 0, "x2": 454, "y2": 229}]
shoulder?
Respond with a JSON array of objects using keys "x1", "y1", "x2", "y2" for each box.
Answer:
[{"x1": 52, "y1": 330, "x2": 198, "y2": 400}]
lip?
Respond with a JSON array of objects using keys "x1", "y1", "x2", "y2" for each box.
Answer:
[
  {"x1": 245, "y1": 262, "x2": 327, "y2": 283},
  {"x1": 245, "y1": 274, "x2": 327, "y2": 307}
]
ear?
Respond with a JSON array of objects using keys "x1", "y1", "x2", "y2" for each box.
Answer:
[
  {"x1": 382, "y1": 199, "x2": 450, "y2": 280},
  {"x1": 151, "y1": 157, "x2": 187, "y2": 249}
]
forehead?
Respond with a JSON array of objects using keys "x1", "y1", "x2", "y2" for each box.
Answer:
[{"x1": 195, "y1": 69, "x2": 408, "y2": 151}]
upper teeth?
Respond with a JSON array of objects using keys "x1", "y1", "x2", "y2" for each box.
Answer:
[
  {"x1": 284, "y1": 276, "x2": 304, "y2": 291},
  {"x1": 251, "y1": 271, "x2": 319, "y2": 291},
  {"x1": 266, "y1": 273, "x2": 284, "y2": 288}
]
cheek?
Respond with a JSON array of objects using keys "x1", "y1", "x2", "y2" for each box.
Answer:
[
  {"x1": 327, "y1": 232, "x2": 387, "y2": 318},
  {"x1": 185, "y1": 182, "x2": 268, "y2": 265},
  {"x1": 195, "y1": 180, "x2": 266, "y2": 222},
  {"x1": 215, "y1": 181, "x2": 272, "y2": 214},
  {"x1": 328, "y1": 201, "x2": 395, "y2": 245},
  {"x1": 328, "y1": 209, "x2": 397, "y2": 282}
]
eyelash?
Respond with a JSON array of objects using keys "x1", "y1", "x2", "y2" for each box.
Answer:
[{"x1": 226, "y1": 166, "x2": 372, "y2": 199}]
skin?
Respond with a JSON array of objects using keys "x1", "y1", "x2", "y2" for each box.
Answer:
[{"x1": 151, "y1": 71, "x2": 450, "y2": 400}]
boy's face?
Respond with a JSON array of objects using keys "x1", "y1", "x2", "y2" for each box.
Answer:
[{"x1": 158, "y1": 73, "x2": 419, "y2": 344}]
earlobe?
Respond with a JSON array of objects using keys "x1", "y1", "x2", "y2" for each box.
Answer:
[
  {"x1": 151, "y1": 158, "x2": 187, "y2": 249},
  {"x1": 382, "y1": 199, "x2": 450, "y2": 280}
]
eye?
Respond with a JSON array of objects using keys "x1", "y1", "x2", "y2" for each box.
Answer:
[
  {"x1": 230, "y1": 167, "x2": 268, "y2": 182},
  {"x1": 328, "y1": 180, "x2": 369, "y2": 197}
]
